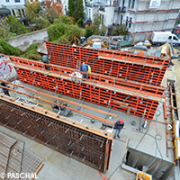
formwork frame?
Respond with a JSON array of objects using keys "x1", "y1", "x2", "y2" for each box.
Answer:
[
  {"x1": 41, "y1": 41, "x2": 170, "y2": 86},
  {"x1": 0, "y1": 95, "x2": 113, "y2": 173},
  {"x1": 0, "y1": 79, "x2": 116, "y2": 125},
  {"x1": 10, "y1": 57, "x2": 165, "y2": 120}
]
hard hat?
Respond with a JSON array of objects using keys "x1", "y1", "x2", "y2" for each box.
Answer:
[{"x1": 119, "y1": 119, "x2": 123, "y2": 123}]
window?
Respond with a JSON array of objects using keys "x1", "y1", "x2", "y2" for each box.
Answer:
[
  {"x1": 6, "y1": 0, "x2": 10, "y2": 2},
  {"x1": 18, "y1": 9, "x2": 22, "y2": 17},
  {"x1": 22, "y1": 9, "x2": 26, "y2": 17},
  {"x1": 132, "y1": 0, "x2": 135, "y2": 9},
  {"x1": 173, "y1": 36, "x2": 178, "y2": 41},
  {"x1": 120, "y1": 15, "x2": 123, "y2": 24},
  {"x1": 128, "y1": 0, "x2": 131, "y2": 8},
  {"x1": 15, "y1": 9, "x2": 19, "y2": 16},
  {"x1": 126, "y1": 16, "x2": 128, "y2": 27},
  {"x1": 168, "y1": 36, "x2": 172, "y2": 40},
  {"x1": 129, "y1": 17, "x2": 132, "y2": 28},
  {"x1": 15, "y1": 0, "x2": 20, "y2": 2},
  {"x1": 122, "y1": 0, "x2": 125, "y2": 7},
  {"x1": 12, "y1": 9, "x2": 16, "y2": 16},
  {"x1": 89, "y1": 9, "x2": 91, "y2": 19},
  {"x1": 102, "y1": 15, "x2": 104, "y2": 25}
]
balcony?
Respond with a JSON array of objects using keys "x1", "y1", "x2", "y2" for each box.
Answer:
[{"x1": 114, "y1": 6, "x2": 126, "y2": 13}]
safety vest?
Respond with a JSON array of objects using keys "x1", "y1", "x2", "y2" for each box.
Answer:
[{"x1": 88, "y1": 65, "x2": 91, "y2": 73}]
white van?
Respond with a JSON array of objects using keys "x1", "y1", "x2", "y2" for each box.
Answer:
[{"x1": 151, "y1": 32, "x2": 180, "y2": 46}]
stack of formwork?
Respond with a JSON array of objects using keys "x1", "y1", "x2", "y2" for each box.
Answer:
[
  {"x1": 9, "y1": 41, "x2": 169, "y2": 120},
  {"x1": 44, "y1": 41, "x2": 169, "y2": 86}
]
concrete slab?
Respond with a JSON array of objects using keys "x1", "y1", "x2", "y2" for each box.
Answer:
[{"x1": 0, "y1": 79, "x2": 175, "y2": 179}]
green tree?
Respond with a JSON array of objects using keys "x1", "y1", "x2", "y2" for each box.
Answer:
[
  {"x1": 26, "y1": 2, "x2": 42, "y2": 22},
  {"x1": 85, "y1": 26, "x2": 93, "y2": 38},
  {"x1": 6, "y1": 16, "x2": 28, "y2": 35},
  {"x1": 54, "y1": 15, "x2": 73, "y2": 25},
  {"x1": 68, "y1": 0, "x2": 83, "y2": 21},
  {"x1": 68, "y1": 0, "x2": 73, "y2": 17},
  {"x1": 36, "y1": 17, "x2": 51, "y2": 29},
  {"x1": 111, "y1": 24, "x2": 128, "y2": 36},
  {"x1": 0, "y1": 20, "x2": 10, "y2": 39}
]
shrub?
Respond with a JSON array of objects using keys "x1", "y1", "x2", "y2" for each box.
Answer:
[
  {"x1": 6, "y1": 16, "x2": 28, "y2": 35},
  {"x1": 20, "y1": 43, "x2": 42, "y2": 60},
  {"x1": 54, "y1": 15, "x2": 73, "y2": 25},
  {"x1": 0, "y1": 39, "x2": 21, "y2": 56},
  {"x1": 85, "y1": 27, "x2": 93, "y2": 38},
  {"x1": 47, "y1": 23, "x2": 67, "y2": 41},
  {"x1": 26, "y1": 43, "x2": 41, "y2": 52},
  {"x1": 27, "y1": 54, "x2": 42, "y2": 60},
  {"x1": 35, "y1": 17, "x2": 51, "y2": 29},
  {"x1": 77, "y1": 18, "x2": 83, "y2": 27}
]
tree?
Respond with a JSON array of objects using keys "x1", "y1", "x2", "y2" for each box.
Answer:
[
  {"x1": 36, "y1": 17, "x2": 51, "y2": 29},
  {"x1": 68, "y1": 0, "x2": 83, "y2": 21},
  {"x1": 45, "y1": 0, "x2": 63, "y2": 23},
  {"x1": 68, "y1": 0, "x2": 73, "y2": 17},
  {"x1": 26, "y1": 2, "x2": 42, "y2": 22},
  {"x1": 111, "y1": 24, "x2": 128, "y2": 36},
  {"x1": 6, "y1": 16, "x2": 28, "y2": 35},
  {"x1": 0, "y1": 20, "x2": 10, "y2": 39}
]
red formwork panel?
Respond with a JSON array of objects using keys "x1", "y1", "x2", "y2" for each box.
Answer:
[
  {"x1": 11, "y1": 57, "x2": 165, "y2": 99},
  {"x1": 44, "y1": 41, "x2": 170, "y2": 86},
  {"x1": 15, "y1": 67, "x2": 159, "y2": 120}
]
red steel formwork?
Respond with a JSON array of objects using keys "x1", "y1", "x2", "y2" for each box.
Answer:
[
  {"x1": 11, "y1": 57, "x2": 165, "y2": 120},
  {"x1": 42, "y1": 41, "x2": 170, "y2": 86}
]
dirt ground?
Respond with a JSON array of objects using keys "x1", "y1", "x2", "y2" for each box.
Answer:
[{"x1": 171, "y1": 47, "x2": 180, "y2": 116}]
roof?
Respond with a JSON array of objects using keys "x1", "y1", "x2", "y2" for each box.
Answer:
[
  {"x1": 0, "y1": 8, "x2": 10, "y2": 14},
  {"x1": 120, "y1": 40, "x2": 132, "y2": 46},
  {"x1": 4, "y1": 5, "x2": 26, "y2": 9}
]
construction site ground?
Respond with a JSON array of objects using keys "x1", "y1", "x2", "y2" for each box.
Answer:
[
  {"x1": 1, "y1": 47, "x2": 180, "y2": 180},
  {"x1": 0, "y1": 75, "x2": 175, "y2": 180}
]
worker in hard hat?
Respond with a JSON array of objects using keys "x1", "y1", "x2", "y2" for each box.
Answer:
[
  {"x1": 42, "y1": 55, "x2": 50, "y2": 70},
  {"x1": 1, "y1": 82, "x2": 10, "y2": 96},
  {"x1": 114, "y1": 119, "x2": 125, "y2": 139},
  {"x1": 80, "y1": 62, "x2": 89, "y2": 79}
]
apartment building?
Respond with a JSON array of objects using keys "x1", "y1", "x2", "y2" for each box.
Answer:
[
  {"x1": 85, "y1": 0, "x2": 180, "y2": 42},
  {"x1": 0, "y1": 0, "x2": 26, "y2": 21}
]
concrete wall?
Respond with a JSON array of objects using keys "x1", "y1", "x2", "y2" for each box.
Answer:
[
  {"x1": 126, "y1": 148, "x2": 174, "y2": 180},
  {"x1": 5, "y1": 28, "x2": 48, "y2": 51}
]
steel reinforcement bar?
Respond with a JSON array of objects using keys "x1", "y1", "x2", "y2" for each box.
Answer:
[
  {"x1": 41, "y1": 41, "x2": 170, "y2": 86},
  {"x1": 0, "y1": 96, "x2": 113, "y2": 173},
  {"x1": 11, "y1": 59, "x2": 162, "y2": 119}
]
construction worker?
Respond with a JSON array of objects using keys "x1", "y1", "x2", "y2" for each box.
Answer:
[
  {"x1": 1, "y1": 82, "x2": 10, "y2": 96},
  {"x1": 114, "y1": 119, "x2": 125, "y2": 139},
  {"x1": 42, "y1": 55, "x2": 50, "y2": 70},
  {"x1": 80, "y1": 62, "x2": 88, "y2": 79}
]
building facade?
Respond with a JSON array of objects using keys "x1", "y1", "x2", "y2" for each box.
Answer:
[
  {"x1": 85, "y1": 0, "x2": 180, "y2": 42},
  {"x1": 0, "y1": 0, "x2": 26, "y2": 21}
]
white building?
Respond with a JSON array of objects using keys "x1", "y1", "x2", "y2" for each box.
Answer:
[
  {"x1": 85, "y1": 0, "x2": 180, "y2": 42},
  {"x1": 0, "y1": 0, "x2": 26, "y2": 21}
]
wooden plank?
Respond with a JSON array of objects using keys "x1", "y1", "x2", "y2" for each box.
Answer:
[
  {"x1": 113, "y1": 100, "x2": 129, "y2": 106},
  {"x1": 9, "y1": 62, "x2": 165, "y2": 102},
  {"x1": 98, "y1": 55, "x2": 162, "y2": 68},
  {"x1": 31, "y1": 163, "x2": 44, "y2": 180}
]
